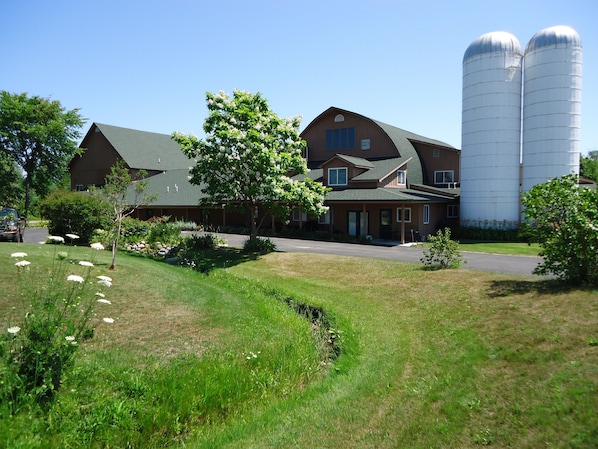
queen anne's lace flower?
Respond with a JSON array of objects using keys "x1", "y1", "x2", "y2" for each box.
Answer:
[
  {"x1": 102, "y1": 317, "x2": 114, "y2": 324},
  {"x1": 48, "y1": 236, "x2": 65, "y2": 243},
  {"x1": 66, "y1": 234, "x2": 80, "y2": 240},
  {"x1": 97, "y1": 299, "x2": 112, "y2": 304},
  {"x1": 11, "y1": 252, "x2": 28, "y2": 258},
  {"x1": 7, "y1": 326, "x2": 20, "y2": 334},
  {"x1": 90, "y1": 242, "x2": 105, "y2": 250},
  {"x1": 79, "y1": 261, "x2": 94, "y2": 267},
  {"x1": 67, "y1": 274, "x2": 84, "y2": 283},
  {"x1": 15, "y1": 260, "x2": 31, "y2": 267}
]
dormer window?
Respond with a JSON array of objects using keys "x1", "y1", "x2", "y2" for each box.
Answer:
[
  {"x1": 397, "y1": 170, "x2": 406, "y2": 185},
  {"x1": 328, "y1": 167, "x2": 348, "y2": 186}
]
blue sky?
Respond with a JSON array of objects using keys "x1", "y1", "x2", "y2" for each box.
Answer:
[{"x1": 2, "y1": 0, "x2": 596, "y2": 155}]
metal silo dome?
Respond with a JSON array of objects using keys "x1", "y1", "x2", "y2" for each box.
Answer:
[
  {"x1": 461, "y1": 32, "x2": 523, "y2": 229},
  {"x1": 522, "y1": 26, "x2": 582, "y2": 193}
]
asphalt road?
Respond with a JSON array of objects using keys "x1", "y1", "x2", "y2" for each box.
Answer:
[{"x1": 22, "y1": 227, "x2": 544, "y2": 278}]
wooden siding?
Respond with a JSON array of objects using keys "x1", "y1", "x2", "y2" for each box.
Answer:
[
  {"x1": 70, "y1": 130, "x2": 120, "y2": 189},
  {"x1": 413, "y1": 142, "x2": 460, "y2": 187},
  {"x1": 303, "y1": 109, "x2": 399, "y2": 163}
]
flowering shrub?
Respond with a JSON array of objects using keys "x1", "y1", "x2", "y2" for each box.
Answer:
[
  {"x1": 0, "y1": 236, "x2": 114, "y2": 407},
  {"x1": 420, "y1": 228, "x2": 465, "y2": 270}
]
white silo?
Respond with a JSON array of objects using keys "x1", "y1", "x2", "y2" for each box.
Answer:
[
  {"x1": 461, "y1": 32, "x2": 523, "y2": 228},
  {"x1": 522, "y1": 25, "x2": 582, "y2": 193}
]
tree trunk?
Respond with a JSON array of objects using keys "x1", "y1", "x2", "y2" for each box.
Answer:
[
  {"x1": 248, "y1": 205, "x2": 257, "y2": 241},
  {"x1": 110, "y1": 218, "x2": 122, "y2": 269}
]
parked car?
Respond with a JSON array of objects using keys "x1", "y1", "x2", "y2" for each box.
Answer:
[{"x1": 0, "y1": 207, "x2": 25, "y2": 242}]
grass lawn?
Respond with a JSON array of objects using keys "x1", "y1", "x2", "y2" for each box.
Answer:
[
  {"x1": 457, "y1": 241, "x2": 541, "y2": 256},
  {"x1": 0, "y1": 242, "x2": 596, "y2": 448}
]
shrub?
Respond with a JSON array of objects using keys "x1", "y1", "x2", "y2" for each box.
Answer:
[
  {"x1": 520, "y1": 174, "x2": 598, "y2": 285},
  {"x1": 420, "y1": 227, "x2": 464, "y2": 269},
  {"x1": 120, "y1": 218, "x2": 151, "y2": 243},
  {"x1": 183, "y1": 233, "x2": 225, "y2": 251},
  {"x1": 243, "y1": 236, "x2": 277, "y2": 255},
  {"x1": 40, "y1": 191, "x2": 111, "y2": 244},
  {"x1": 146, "y1": 216, "x2": 182, "y2": 244}
]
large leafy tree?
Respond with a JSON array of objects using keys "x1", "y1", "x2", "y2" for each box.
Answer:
[
  {"x1": 580, "y1": 150, "x2": 598, "y2": 182},
  {"x1": 0, "y1": 91, "x2": 85, "y2": 217},
  {"x1": 0, "y1": 151, "x2": 24, "y2": 208},
  {"x1": 173, "y1": 90, "x2": 329, "y2": 240},
  {"x1": 520, "y1": 174, "x2": 598, "y2": 285}
]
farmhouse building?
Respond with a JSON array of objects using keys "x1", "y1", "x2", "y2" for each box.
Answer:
[{"x1": 70, "y1": 108, "x2": 461, "y2": 242}]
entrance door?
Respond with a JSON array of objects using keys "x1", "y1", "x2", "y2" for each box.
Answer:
[
  {"x1": 379, "y1": 209, "x2": 392, "y2": 240},
  {"x1": 348, "y1": 211, "x2": 369, "y2": 237}
]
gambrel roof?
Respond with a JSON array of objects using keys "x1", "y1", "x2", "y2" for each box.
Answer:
[{"x1": 79, "y1": 123, "x2": 189, "y2": 171}]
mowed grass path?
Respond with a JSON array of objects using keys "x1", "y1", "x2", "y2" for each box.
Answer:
[
  {"x1": 199, "y1": 253, "x2": 598, "y2": 448},
  {"x1": 1, "y1": 244, "x2": 596, "y2": 448}
]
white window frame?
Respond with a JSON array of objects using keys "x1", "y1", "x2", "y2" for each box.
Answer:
[
  {"x1": 447, "y1": 204, "x2": 459, "y2": 218},
  {"x1": 396, "y1": 207, "x2": 411, "y2": 223},
  {"x1": 328, "y1": 167, "x2": 348, "y2": 186},
  {"x1": 434, "y1": 170, "x2": 455, "y2": 185},
  {"x1": 423, "y1": 204, "x2": 430, "y2": 224},
  {"x1": 292, "y1": 208, "x2": 307, "y2": 222},
  {"x1": 397, "y1": 170, "x2": 406, "y2": 185},
  {"x1": 318, "y1": 209, "x2": 331, "y2": 224}
]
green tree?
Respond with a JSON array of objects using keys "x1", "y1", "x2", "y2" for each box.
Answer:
[
  {"x1": 0, "y1": 91, "x2": 85, "y2": 217},
  {"x1": 0, "y1": 152, "x2": 24, "y2": 208},
  {"x1": 93, "y1": 160, "x2": 155, "y2": 269},
  {"x1": 173, "y1": 90, "x2": 329, "y2": 241},
  {"x1": 580, "y1": 150, "x2": 598, "y2": 182},
  {"x1": 520, "y1": 174, "x2": 598, "y2": 285}
]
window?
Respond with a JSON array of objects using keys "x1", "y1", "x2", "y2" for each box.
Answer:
[
  {"x1": 434, "y1": 170, "x2": 454, "y2": 185},
  {"x1": 396, "y1": 207, "x2": 411, "y2": 223},
  {"x1": 334, "y1": 114, "x2": 345, "y2": 122},
  {"x1": 292, "y1": 208, "x2": 307, "y2": 222},
  {"x1": 328, "y1": 167, "x2": 348, "y2": 186},
  {"x1": 361, "y1": 139, "x2": 370, "y2": 150},
  {"x1": 423, "y1": 205, "x2": 430, "y2": 224},
  {"x1": 318, "y1": 209, "x2": 331, "y2": 224},
  {"x1": 326, "y1": 127, "x2": 355, "y2": 150},
  {"x1": 433, "y1": 148, "x2": 440, "y2": 158},
  {"x1": 75, "y1": 184, "x2": 85, "y2": 191},
  {"x1": 397, "y1": 170, "x2": 406, "y2": 185},
  {"x1": 447, "y1": 205, "x2": 459, "y2": 218}
]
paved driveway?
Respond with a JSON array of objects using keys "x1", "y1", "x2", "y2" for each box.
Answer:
[
  {"x1": 25, "y1": 227, "x2": 543, "y2": 277},
  {"x1": 201, "y1": 233, "x2": 544, "y2": 278}
]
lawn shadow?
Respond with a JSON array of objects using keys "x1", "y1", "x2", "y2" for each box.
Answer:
[
  {"x1": 163, "y1": 246, "x2": 263, "y2": 274},
  {"x1": 486, "y1": 278, "x2": 584, "y2": 298}
]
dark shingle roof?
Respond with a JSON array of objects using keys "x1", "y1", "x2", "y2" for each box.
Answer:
[
  {"x1": 325, "y1": 187, "x2": 454, "y2": 202},
  {"x1": 351, "y1": 157, "x2": 409, "y2": 182},
  {"x1": 127, "y1": 169, "x2": 207, "y2": 207},
  {"x1": 93, "y1": 123, "x2": 190, "y2": 171}
]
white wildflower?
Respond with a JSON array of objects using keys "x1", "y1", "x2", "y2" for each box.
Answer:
[
  {"x1": 97, "y1": 279, "x2": 112, "y2": 288},
  {"x1": 65, "y1": 336, "x2": 76, "y2": 342},
  {"x1": 97, "y1": 275, "x2": 112, "y2": 282},
  {"x1": 95, "y1": 292, "x2": 105, "y2": 298},
  {"x1": 78, "y1": 261, "x2": 94, "y2": 267},
  {"x1": 90, "y1": 242, "x2": 105, "y2": 250},
  {"x1": 67, "y1": 274, "x2": 84, "y2": 283},
  {"x1": 10, "y1": 252, "x2": 28, "y2": 258},
  {"x1": 66, "y1": 233, "x2": 80, "y2": 240},
  {"x1": 48, "y1": 236, "x2": 65, "y2": 243},
  {"x1": 15, "y1": 260, "x2": 31, "y2": 267},
  {"x1": 102, "y1": 317, "x2": 114, "y2": 324},
  {"x1": 8, "y1": 326, "x2": 20, "y2": 334},
  {"x1": 96, "y1": 299, "x2": 112, "y2": 305}
]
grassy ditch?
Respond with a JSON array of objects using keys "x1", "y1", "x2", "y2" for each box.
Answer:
[{"x1": 0, "y1": 243, "x2": 596, "y2": 448}]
